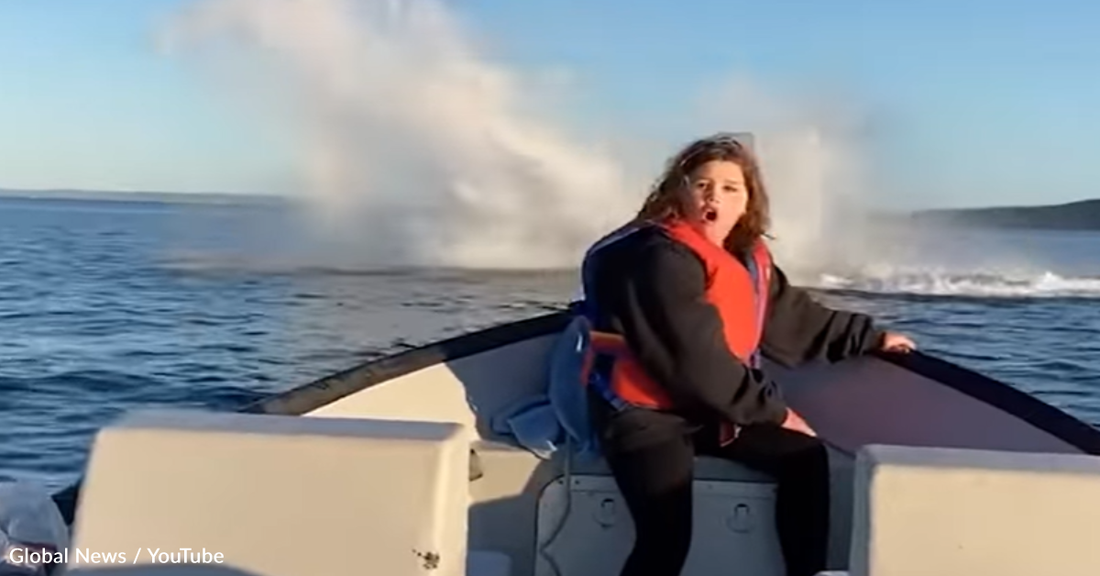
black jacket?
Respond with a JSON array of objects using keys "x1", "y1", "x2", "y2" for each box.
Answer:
[{"x1": 585, "y1": 225, "x2": 883, "y2": 428}]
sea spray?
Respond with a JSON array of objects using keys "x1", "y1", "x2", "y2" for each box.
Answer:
[
  {"x1": 160, "y1": 0, "x2": 636, "y2": 269},
  {"x1": 160, "y1": 0, "x2": 880, "y2": 275},
  {"x1": 691, "y1": 76, "x2": 878, "y2": 284}
]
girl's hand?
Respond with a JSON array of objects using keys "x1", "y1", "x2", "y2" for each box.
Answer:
[{"x1": 879, "y1": 331, "x2": 916, "y2": 353}]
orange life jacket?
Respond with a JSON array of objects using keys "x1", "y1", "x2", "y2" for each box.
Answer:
[{"x1": 578, "y1": 218, "x2": 773, "y2": 415}]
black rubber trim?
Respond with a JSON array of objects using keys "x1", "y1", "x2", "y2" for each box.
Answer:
[
  {"x1": 238, "y1": 310, "x2": 575, "y2": 415},
  {"x1": 875, "y1": 349, "x2": 1100, "y2": 455}
]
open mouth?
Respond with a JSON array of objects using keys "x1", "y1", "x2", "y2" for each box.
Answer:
[{"x1": 703, "y1": 208, "x2": 718, "y2": 222}]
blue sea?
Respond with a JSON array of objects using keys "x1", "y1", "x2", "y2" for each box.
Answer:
[{"x1": 2, "y1": 195, "x2": 1099, "y2": 492}]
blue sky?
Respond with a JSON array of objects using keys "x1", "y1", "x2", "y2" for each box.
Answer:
[{"x1": 1, "y1": 0, "x2": 1098, "y2": 209}]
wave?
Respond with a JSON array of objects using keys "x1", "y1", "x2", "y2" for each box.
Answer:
[
  {"x1": 157, "y1": 249, "x2": 583, "y2": 281},
  {"x1": 815, "y1": 267, "x2": 1100, "y2": 299},
  {"x1": 157, "y1": 250, "x2": 425, "y2": 278}
]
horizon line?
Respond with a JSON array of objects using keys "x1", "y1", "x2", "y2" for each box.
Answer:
[{"x1": 2, "y1": 186, "x2": 1098, "y2": 214}]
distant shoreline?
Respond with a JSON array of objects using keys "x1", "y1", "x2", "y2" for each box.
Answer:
[
  {"x1": 0, "y1": 188, "x2": 288, "y2": 206},
  {"x1": 4, "y1": 188, "x2": 1100, "y2": 230},
  {"x1": 903, "y1": 198, "x2": 1100, "y2": 231}
]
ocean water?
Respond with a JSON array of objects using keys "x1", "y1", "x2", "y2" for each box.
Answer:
[{"x1": 2, "y1": 195, "x2": 1099, "y2": 491}]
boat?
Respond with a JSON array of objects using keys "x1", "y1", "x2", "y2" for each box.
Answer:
[{"x1": 45, "y1": 308, "x2": 1100, "y2": 576}]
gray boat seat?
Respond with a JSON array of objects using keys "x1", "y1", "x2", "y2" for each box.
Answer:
[
  {"x1": 67, "y1": 410, "x2": 473, "y2": 576},
  {"x1": 466, "y1": 550, "x2": 512, "y2": 576},
  {"x1": 471, "y1": 438, "x2": 774, "y2": 485},
  {"x1": 466, "y1": 439, "x2": 777, "y2": 574}
]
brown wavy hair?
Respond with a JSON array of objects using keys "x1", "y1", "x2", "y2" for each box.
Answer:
[{"x1": 635, "y1": 133, "x2": 770, "y2": 255}]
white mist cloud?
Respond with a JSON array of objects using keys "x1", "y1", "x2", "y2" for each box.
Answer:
[
  {"x1": 689, "y1": 76, "x2": 878, "y2": 283},
  {"x1": 161, "y1": 0, "x2": 878, "y2": 275},
  {"x1": 160, "y1": 0, "x2": 638, "y2": 269}
]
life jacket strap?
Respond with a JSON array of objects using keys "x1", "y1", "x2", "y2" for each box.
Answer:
[{"x1": 743, "y1": 242, "x2": 771, "y2": 369}]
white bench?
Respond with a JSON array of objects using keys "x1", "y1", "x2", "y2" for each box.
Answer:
[
  {"x1": 844, "y1": 444, "x2": 1100, "y2": 576},
  {"x1": 67, "y1": 410, "x2": 478, "y2": 576}
]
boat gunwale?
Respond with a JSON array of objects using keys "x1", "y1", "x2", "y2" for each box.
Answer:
[
  {"x1": 238, "y1": 308, "x2": 1100, "y2": 455},
  {"x1": 50, "y1": 309, "x2": 1100, "y2": 524},
  {"x1": 238, "y1": 311, "x2": 575, "y2": 416}
]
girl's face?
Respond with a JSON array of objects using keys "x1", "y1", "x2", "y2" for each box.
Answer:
[{"x1": 678, "y1": 159, "x2": 747, "y2": 246}]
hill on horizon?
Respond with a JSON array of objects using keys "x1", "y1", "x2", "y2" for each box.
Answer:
[{"x1": 907, "y1": 198, "x2": 1100, "y2": 230}]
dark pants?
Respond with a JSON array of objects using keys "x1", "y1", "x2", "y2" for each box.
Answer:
[{"x1": 598, "y1": 407, "x2": 830, "y2": 576}]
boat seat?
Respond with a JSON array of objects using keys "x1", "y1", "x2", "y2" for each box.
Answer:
[
  {"x1": 466, "y1": 439, "x2": 775, "y2": 574},
  {"x1": 466, "y1": 550, "x2": 511, "y2": 576},
  {"x1": 471, "y1": 438, "x2": 774, "y2": 483},
  {"x1": 848, "y1": 444, "x2": 1100, "y2": 576},
  {"x1": 67, "y1": 410, "x2": 472, "y2": 576},
  {"x1": 572, "y1": 451, "x2": 775, "y2": 481}
]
